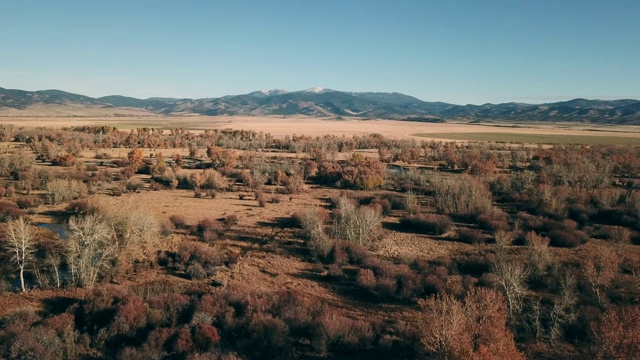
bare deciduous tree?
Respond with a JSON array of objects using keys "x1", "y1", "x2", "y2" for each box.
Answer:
[
  {"x1": 420, "y1": 288, "x2": 524, "y2": 360},
  {"x1": 420, "y1": 293, "x2": 470, "y2": 359},
  {"x1": 298, "y1": 206, "x2": 332, "y2": 258},
  {"x1": 584, "y1": 245, "x2": 620, "y2": 307},
  {"x1": 606, "y1": 226, "x2": 631, "y2": 255},
  {"x1": 550, "y1": 272, "x2": 578, "y2": 342},
  {"x1": 432, "y1": 175, "x2": 492, "y2": 217},
  {"x1": 46, "y1": 178, "x2": 88, "y2": 205},
  {"x1": 65, "y1": 214, "x2": 115, "y2": 289},
  {"x1": 492, "y1": 258, "x2": 528, "y2": 321},
  {"x1": 6, "y1": 217, "x2": 36, "y2": 292},
  {"x1": 525, "y1": 231, "x2": 552, "y2": 277},
  {"x1": 102, "y1": 202, "x2": 159, "y2": 248},
  {"x1": 45, "y1": 242, "x2": 63, "y2": 288},
  {"x1": 330, "y1": 197, "x2": 382, "y2": 246},
  {"x1": 494, "y1": 230, "x2": 515, "y2": 259}
]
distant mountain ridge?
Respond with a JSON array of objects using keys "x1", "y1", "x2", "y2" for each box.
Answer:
[{"x1": 1, "y1": 86, "x2": 639, "y2": 124}]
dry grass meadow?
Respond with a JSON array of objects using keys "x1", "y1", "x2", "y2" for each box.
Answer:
[{"x1": 2, "y1": 104, "x2": 640, "y2": 142}]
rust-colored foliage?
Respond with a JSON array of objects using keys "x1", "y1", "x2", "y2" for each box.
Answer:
[{"x1": 591, "y1": 307, "x2": 640, "y2": 359}]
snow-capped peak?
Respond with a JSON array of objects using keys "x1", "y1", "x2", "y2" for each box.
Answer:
[{"x1": 304, "y1": 86, "x2": 325, "y2": 93}]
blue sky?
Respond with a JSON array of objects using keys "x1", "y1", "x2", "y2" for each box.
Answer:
[{"x1": 1, "y1": 0, "x2": 639, "y2": 104}]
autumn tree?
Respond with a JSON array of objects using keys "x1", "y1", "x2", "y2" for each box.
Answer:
[
  {"x1": 591, "y1": 307, "x2": 640, "y2": 359},
  {"x1": 127, "y1": 148, "x2": 144, "y2": 172},
  {"x1": 341, "y1": 153, "x2": 386, "y2": 190},
  {"x1": 207, "y1": 146, "x2": 237, "y2": 168}
]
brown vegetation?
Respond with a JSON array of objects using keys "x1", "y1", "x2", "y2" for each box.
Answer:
[{"x1": 0, "y1": 123, "x2": 637, "y2": 358}]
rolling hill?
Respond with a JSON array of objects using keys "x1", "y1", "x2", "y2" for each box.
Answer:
[{"x1": 1, "y1": 86, "x2": 639, "y2": 124}]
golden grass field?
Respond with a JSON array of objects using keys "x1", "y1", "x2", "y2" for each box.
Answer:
[{"x1": 2, "y1": 107, "x2": 640, "y2": 144}]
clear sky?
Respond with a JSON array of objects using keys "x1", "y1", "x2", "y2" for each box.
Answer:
[{"x1": 1, "y1": 0, "x2": 639, "y2": 104}]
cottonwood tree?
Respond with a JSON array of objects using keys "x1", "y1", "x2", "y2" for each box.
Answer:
[
  {"x1": 584, "y1": 245, "x2": 620, "y2": 307},
  {"x1": 432, "y1": 175, "x2": 493, "y2": 218},
  {"x1": 330, "y1": 197, "x2": 382, "y2": 246},
  {"x1": 102, "y1": 202, "x2": 159, "y2": 248},
  {"x1": 607, "y1": 226, "x2": 631, "y2": 255},
  {"x1": 492, "y1": 258, "x2": 529, "y2": 321},
  {"x1": 494, "y1": 230, "x2": 515, "y2": 259},
  {"x1": 6, "y1": 217, "x2": 36, "y2": 292},
  {"x1": 420, "y1": 288, "x2": 523, "y2": 360},
  {"x1": 420, "y1": 293, "x2": 469, "y2": 359},
  {"x1": 549, "y1": 272, "x2": 578, "y2": 342},
  {"x1": 127, "y1": 148, "x2": 144, "y2": 172},
  {"x1": 298, "y1": 206, "x2": 332, "y2": 258},
  {"x1": 65, "y1": 214, "x2": 115, "y2": 288},
  {"x1": 44, "y1": 242, "x2": 63, "y2": 288},
  {"x1": 46, "y1": 178, "x2": 88, "y2": 205},
  {"x1": 525, "y1": 231, "x2": 552, "y2": 278}
]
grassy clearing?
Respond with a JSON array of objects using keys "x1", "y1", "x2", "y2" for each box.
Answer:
[{"x1": 413, "y1": 132, "x2": 640, "y2": 145}]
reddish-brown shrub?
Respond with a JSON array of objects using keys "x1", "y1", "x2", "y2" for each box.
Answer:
[
  {"x1": 113, "y1": 294, "x2": 147, "y2": 333},
  {"x1": 0, "y1": 201, "x2": 24, "y2": 222},
  {"x1": 330, "y1": 246, "x2": 349, "y2": 265},
  {"x1": 147, "y1": 293, "x2": 190, "y2": 327},
  {"x1": 548, "y1": 229, "x2": 589, "y2": 248},
  {"x1": 591, "y1": 307, "x2": 640, "y2": 359},
  {"x1": 455, "y1": 253, "x2": 494, "y2": 276},
  {"x1": 399, "y1": 214, "x2": 453, "y2": 235},
  {"x1": 197, "y1": 294, "x2": 235, "y2": 324},
  {"x1": 223, "y1": 214, "x2": 239, "y2": 228},
  {"x1": 319, "y1": 308, "x2": 375, "y2": 350},
  {"x1": 51, "y1": 153, "x2": 76, "y2": 167},
  {"x1": 159, "y1": 218, "x2": 174, "y2": 236},
  {"x1": 243, "y1": 313, "x2": 290, "y2": 358},
  {"x1": 357, "y1": 269, "x2": 377, "y2": 289},
  {"x1": 15, "y1": 195, "x2": 43, "y2": 209},
  {"x1": 178, "y1": 241, "x2": 224, "y2": 270},
  {"x1": 422, "y1": 274, "x2": 447, "y2": 296},
  {"x1": 170, "y1": 214, "x2": 189, "y2": 229},
  {"x1": 457, "y1": 228, "x2": 488, "y2": 244},
  {"x1": 476, "y1": 209, "x2": 509, "y2": 232},
  {"x1": 186, "y1": 263, "x2": 208, "y2": 280},
  {"x1": 43, "y1": 313, "x2": 75, "y2": 336},
  {"x1": 127, "y1": 148, "x2": 144, "y2": 171},
  {"x1": 375, "y1": 275, "x2": 399, "y2": 299},
  {"x1": 111, "y1": 158, "x2": 128, "y2": 168},
  {"x1": 193, "y1": 323, "x2": 221, "y2": 351},
  {"x1": 196, "y1": 217, "x2": 224, "y2": 240},
  {"x1": 172, "y1": 326, "x2": 194, "y2": 353},
  {"x1": 344, "y1": 243, "x2": 373, "y2": 265},
  {"x1": 372, "y1": 198, "x2": 392, "y2": 216}
]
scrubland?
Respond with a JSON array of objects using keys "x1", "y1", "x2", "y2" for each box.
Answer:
[{"x1": 0, "y1": 123, "x2": 638, "y2": 359}]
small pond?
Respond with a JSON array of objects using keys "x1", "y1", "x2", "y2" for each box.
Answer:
[{"x1": 36, "y1": 223, "x2": 67, "y2": 239}]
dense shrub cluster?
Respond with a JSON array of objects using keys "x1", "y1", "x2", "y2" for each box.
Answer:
[
  {"x1": 315, "y1": 154, "x2": 386, "y2": 190},
  {"x1": 432, "y1": 175, "x2": 493, "y2": 219},
  {"x1": 399, "y1": 214, "x2": 453, "y2": 235},
  {"x1": 0, "y1": 285, "x2": 417, "y2": 359}
]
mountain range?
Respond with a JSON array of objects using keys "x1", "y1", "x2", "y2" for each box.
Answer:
[{"x1": 1, "y1": 86, "x2": 639, "y2": 124}]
